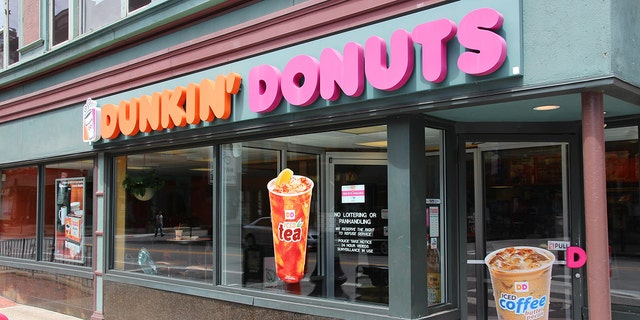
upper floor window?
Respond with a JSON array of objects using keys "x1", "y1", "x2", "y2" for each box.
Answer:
[
  {"x1": 51, "y1": 0, "x2": 69, "y2": 46},
  {"x1": 50, "y1": 0, "x2": 152, "y2": 47},
  {"x1": 1, "y1": 0, "x2": 20, "y2": 67},
  {"x1": 82, "y1": 0, "x2": 150, "y2": 33}
]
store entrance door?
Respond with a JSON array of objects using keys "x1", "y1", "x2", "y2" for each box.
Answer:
[
  {"x1": 327, "y1": 153, "x2": 389, "y2": 304},
  {"x1": 465, "y1": 142, "x2": 578, "y2": 319}
]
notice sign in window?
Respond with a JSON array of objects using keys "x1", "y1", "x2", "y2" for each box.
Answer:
[{"x1": 342, "y1": 184, "x2": 365, "y2": 203}]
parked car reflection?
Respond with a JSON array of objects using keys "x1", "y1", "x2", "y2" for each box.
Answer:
[{"x1": 242, "y1": 217, "x2": 317, "y2": 251}]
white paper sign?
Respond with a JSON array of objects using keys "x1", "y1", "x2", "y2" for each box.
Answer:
[
  {"x1": 429, "y1": 207, "x2": 439, "y2": 237},
  {"x1": 342, "y1": 184, "x2": 365, "y2": 203},
  {"x1": 548, "y1": 241, "x2": 570, "y2": 251}
]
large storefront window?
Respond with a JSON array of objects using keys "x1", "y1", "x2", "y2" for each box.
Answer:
[
  {"x1": 220, "y1": 144, "x2": 307, "y2": 289},
  {"x1": 221, "y1": 125, "x2": 445, "y2": 310},
  {"x1": 0, "y1": 166, "x2": 38, "y2": 259},
  {"x1": 44, "y1": 160, "x2": 94, "y2": 266},
  {"x1": 113, "y1": 146, "x2": 214, "y2": 282},
  {"x1": 605, "y1": 126, "x2": 640, "y2": 308}
]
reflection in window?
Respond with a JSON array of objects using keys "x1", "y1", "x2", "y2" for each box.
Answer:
[
  {"x1": 483, "y1": 145, "x2": 566, "y2": 242},
  {"x1": 333, "y1": 162, "x2": 388, "y2": 304},
  {"x1": 129, "y1": 0, "x2": 151, "y2": 12},
  {"x1": 221, "y1": 145, "x2": 280, "y2": 287},
  {"x1": 0, "y1": 0, "x2": 20, "y2": 68},
  {"x1": 22, "y1": 0, "x2": 40, "y2": 46},
  {"x1": 82, "y1": 0, "x2": 121, "y2": 32},
  {"x1": 6, "y1": 0, "x2": 19, "y2": 66},
  {"x1": 426, "y1": 128, "x2": 443, "y2": 306},
  {"x1": 0, "y1": 166, "x2": 38, "y2": 259},
  {"x1": 217, "y1": 125, "x2": 444, "y2": 310},
  {"x1": 113, "y1": 147, "x2": 214, "y2": 282},
  {"x1": 221, "y1": 127, "x2": 396, "y2": 306},
  {"x1": 605, "y1": 126, "x2": 640, "y2": 307},
  {"x1": 44, "y1": 160, "x2": 94, "y2": 266},
  {"x1": 52, "y1": 0, "x2": 69, "y2": 46},
  {"x1": 82, "y1": 0, "x2": 151, "y2": 33}
]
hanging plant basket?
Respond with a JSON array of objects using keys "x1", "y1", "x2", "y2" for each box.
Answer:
[{"x1": 123, "y1": 170, "x2": 165, "y2": 201}]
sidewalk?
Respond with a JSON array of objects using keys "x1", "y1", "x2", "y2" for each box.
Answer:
[{"x1": 0, "y1": 296, "x2": 82, "y2": 320}]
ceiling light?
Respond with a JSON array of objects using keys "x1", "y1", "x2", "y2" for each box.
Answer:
[
  {"x1": 127, "y1": 166, "x2": 154, "y2": 170},
  {"x1": 355, "y1": 140, "x2": 387, "y2": 148},
  {"x1": 533, "y1": 105, "x2": 560, "y2": 111},
  {"x1": 339, "y1": 125, "x2": 387, "y2": 135}
]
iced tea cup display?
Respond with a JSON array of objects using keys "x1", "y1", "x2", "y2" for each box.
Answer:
[
  {"x1": 485, "y1": 246, "x2": 556, "y2": 320},
  {"x1": 267, "y1": 169, "x2": 314, "y2": 283}
]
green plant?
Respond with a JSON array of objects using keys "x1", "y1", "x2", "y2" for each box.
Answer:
[{"x1": 122, "y1": 170, "x2": 165, "y2": 198}]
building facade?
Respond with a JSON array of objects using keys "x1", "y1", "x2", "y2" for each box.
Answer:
[{"x1": 0, "y1": 0, "x2": 639, "y2": 319}]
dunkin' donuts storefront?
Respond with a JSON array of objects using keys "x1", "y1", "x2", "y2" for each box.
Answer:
[{"x1": 0, "y1": 0, "x2": 639, "y2": 319}]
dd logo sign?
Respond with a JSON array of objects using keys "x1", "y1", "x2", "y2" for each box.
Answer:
[{"x1": 515, "y1": 281, "x2": 529, "y2": 293}]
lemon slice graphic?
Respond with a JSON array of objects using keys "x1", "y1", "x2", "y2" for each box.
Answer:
[{"x1": 275, "y1": 168, "x2": 294, "y2": 186}]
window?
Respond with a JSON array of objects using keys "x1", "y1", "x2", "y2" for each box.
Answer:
[
  {"x1": 51, "y1": 0, "x2": 69, "y2": 46},
  {"x1": 0, "y1": 166, "x2": 38, "y2": 259},
  {"x1": 51, "y1": 0, "x2": 153, "y2": 47},
  {"x1": 426, "y1": 128, "x2": 444, "y2": 306},
  {"x1": 106, "y1": 121, "x2": 446, "y2": 317},
  {"x1": 605, "y1": 126, "x2": 640, "y2": 308},
  {"x1": 44, "y1": 160, "x2": 94, "y2": 266},
  {"x1": 0, "y1": 0, "x2": 20, "y2": 67},
  {"x1": 219, "y1": 125, "x2": 445, "y2": 311},
  {"x1": 82, "y1": 0, "x2": 150, "y2": 33},
  {"x1": 22, "y1": 0, "x2": 40, "y2": 46},
  {"x1": 112, "y1": 146, "x2": 214, "y2": 282},
  {"x1": 82, "y1": 0, "x2": 122, "y2": 33},
  {"x1": 221, "y1": 145, "x2": 282, "y2": 286}
]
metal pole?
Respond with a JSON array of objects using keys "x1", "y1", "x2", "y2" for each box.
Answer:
[{"x1": 581, "y1": 91, "x2": 612, "y2": 319}]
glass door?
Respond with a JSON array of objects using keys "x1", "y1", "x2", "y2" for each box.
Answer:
[
  {"x1": 466, "y1": 142, "x2": 575, "y2": 319},
  {"x1": 326, "y1": 153, "x2": 389, "y2": 304}
]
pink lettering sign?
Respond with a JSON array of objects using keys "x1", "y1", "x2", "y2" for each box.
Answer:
[
  {"x1": 249, "y1": 65, "x2": 282, "y2": 113},
  {"x1": 457, "y1": 8, "x2": 507, "y2": 76},
  {"x1": 282, "y1": 55, "x2": 320, "y2": 106},
  {"x1": 365, "y1": 29, "x2": 414, "y2": 91},
  {"x1": 320, "y1": 42, "x2": 365, "y2": 100},
  {"x1": 248, "y1": 7, "x2": 508, "y2": 113},
  {"x1": 412, "y1": 19, "x2": 457, "y2": 83}
]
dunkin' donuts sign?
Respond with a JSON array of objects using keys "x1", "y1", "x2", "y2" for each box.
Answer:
[{"x1": 85, "y1": 6, "x2": 515, "y2": 142}]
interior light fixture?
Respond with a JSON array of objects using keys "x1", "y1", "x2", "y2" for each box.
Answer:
[
  {"x1": 533, "y1": 104, "x2": 560, "y2": 111},
  {"x1": 355, "y1": 140, "x2": 388, "y2": 148},
  {"x1": 126, "y1": 166, "x2": 154, "y2": 170},
  {"x1": 339, "y1": 125, "x2": 387, "y2": 135},
  {"x1": 533, "y1": 105, "x2": 560, "y2": 111}
]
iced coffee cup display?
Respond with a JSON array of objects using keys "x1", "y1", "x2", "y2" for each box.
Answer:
[
  {"x1": 485, "y1": 246, "x2": 556, "y2": 320},
  {"x1": 267, "y1": 168, "x2": 314, "y2": 283}
]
